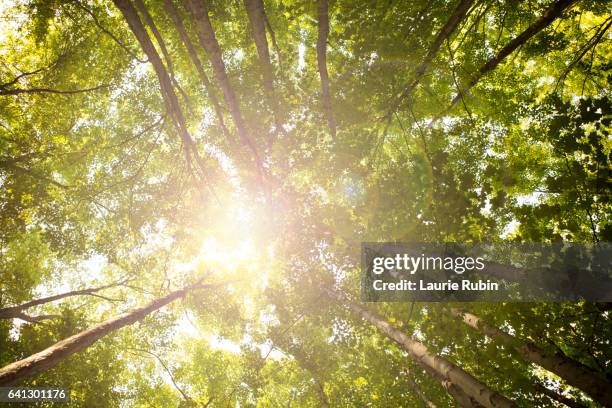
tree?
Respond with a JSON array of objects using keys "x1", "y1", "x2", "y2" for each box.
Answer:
[{"x1": 0, "y1": 0, "x2": 610, "y2": 405}]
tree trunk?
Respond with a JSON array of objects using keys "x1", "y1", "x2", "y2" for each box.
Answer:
[
  {"x1": 264, "y1": 14, "x2": 282, "y2": 72},
  {"x1": 133, "y1": 0, "x2": 190, "y2": 103},
  {"x1": 404, "y1": 365, "x2": 485, "y2": 408},
  {"x1": 326, "y1": 289, "x2": 517, "y2": 408},
  {"x1": 112, "y1": 0, "x2": 207, "y2": 179},
  {"x1": 415, "y1": 348, "x2": 486, "y2": 408},
  {"x1": 132, "y1": 0, "x2": 175, "y2": 80},
  {"x1": 186, "y1": 0, "x2": 264, "y2": 175},
  {"x1": 0, "y1": 281, "x2": 125, "y2": 320},
  {"x1": 162, "y1": 0, "x2": 231, "y2": 143},
  {"x1": 243, "y1": 0, "x2": 273, "y2": 92},
  {"x1": 385, "y1": 0, "x2": 474, "y2": 120},
  {"x1": 449, "y1": 308, "x2": 612, "y2": 407},
  {"x1": 316, "y1": 0, "x2": 336, "y2": 140},
  {"x1": 243, "y1": 0, "x2": 285, "y2": 141},
  {"x1": 446, "y1": 0, "x2": 577, "y2": 112},
  {"x1": 0, "y1": 284, "x2": 210, "y2": 386}
]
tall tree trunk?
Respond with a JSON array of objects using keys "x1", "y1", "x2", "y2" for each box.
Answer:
[
  {"x1": 386, "y1": 0, "x2": 474, "y2": 119},
  {"x1": 243, "y1": 0, "x2": 285, "y2": 141},
  {"x1": 186, "y1": 0, "x2": 264, "y2": 175},
  {"x1": 132, "y1": 0, "x2": 175, "y2": 80},
  {"x1": 162, "y1": 0, "x2": 231, "y2": 143},
  {"x1": 133, "y1": 0, "x2": 189, "y2": 102},
  {"x1": 0, "y1": 281, "x2": 126, "y2": 320},
  {"x1": 112, "y1": 0, "x2": 207, "y2": 179},
  {"x1": 0, "y1": 284, "x2": 211, "y2": 386},
  {"x1": 326, "y1": 289, "x2": 517, "y2": 408},
  {"x1": 446, "y1": 0, "x2": 577, "y2": 112},
  {"x1": 449, "y1": 308, "x2": 612, "y2": 407},
  {"x1": 316, "y1": 0, "x2": 336, "y2": 140},
  {"x1": 264, "y1": 14, "x2": 282, "y2": 72},
  {"x1": 534, "y1": 384, "x2": 588, "y2": 408},
  {"x1": 243, "y1": 0, "x2": 273, "y2": 92}
]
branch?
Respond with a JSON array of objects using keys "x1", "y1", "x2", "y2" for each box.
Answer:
[
  {"x1": 443, "y1": 0, "x2": 578, "y2": 114},
  {"x1": 0, "y1": 277, "x2": 132, "y2": 320},
  {"x1": 129, "y1": 347, "x2": 196, "y2": 406},
  {"x1": 243, "y1": 0, "x2": 285, "y2": 141},
  {"x1": 0, "y1": 84, "x2": 109, "y2": 96},
  {"x1": 534, "y1": 383, "x2": 588, "y2": 408},
  {"x1": 383, "y1": 0, "x2": 475, "y2": 121},
  {"x1": 187, "y1": 0, "x2": 266, "y2": 182},
  {"x1": 73, "y1": 0, "x2": 148, "y2": 63},
  {"x1": 12, "y1": 312, "x2": 62, "y2": 324},
  {"x1": 555, "y1": 16, "x2": 612, "y2": 90},
  {"x1": 0, "y1": 161, "x2": 71, "y2": 189},
  {"x1": 0, "y1": 66, "x2": 47, "y2": 89}
]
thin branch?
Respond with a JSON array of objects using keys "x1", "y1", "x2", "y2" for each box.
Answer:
[
  {"x1": 0, "y1": 66, "x2": 47, "y2": 89},
  {"x1": 0, "y1": 84, "x2": 109, "y2": 96},
  {"x1": 129, "y1": 347, "x2": 197, "y2": 406},
  {"x1": 73, "y1": 0, "x2": 148, "y2": 63},
  {"x1": 0, "y1": 277, "x2": 132, "y2": 320},
  {"x1": 555, "y1": 16, "x2": 612, "y2": 91},
  {"x1": 382, "y1": 0, "x2": 475, "y2": 121},
  {"x1": 443, "y1": 0, "x2": 578, "y2": 115}
]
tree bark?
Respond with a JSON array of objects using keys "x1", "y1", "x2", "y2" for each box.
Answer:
[
  {"x1": 112, "y1": 0, "x2": 208, "y2": 179},
  {"x1": 243, "y1": 0, "x2": 273, "y2": 92},
  {"x1": 132, "y1": 0, "x2": 175, "y2": 81},
  {"x1": 316, "y1": 0, "x2": 336, "y2": 140},
  {"x1": 264, "y1": 14, "x2": 282, "y2": 72},
  {"x1": 132, "y1": 0, "x2": 191, "y2": 106},
  {"x1": 326, "y1": 289, "x2": 517, "y2": 408},
  {"x1": 186, "y1": 0, "x2": 264, "y2": 174},
  {"x1": 0, "y1": 283, "x2": 212, "y2": 386},
  {"x1": 426, "y1": 367, "x2": 486, "y2": 408},
  {"x1": 386, "y1": 0, "x2": 474, "y2": 119},
  {"x1": 446, "y1": 0, "x2": 578, "y2": 112},
  {"x1": 162, "y1": 0, "x2": 231, "y2": 143},
  {"x1": 449, "y1": 308, "x2": 612, "y2": 407},
  {"x1": 243, "y1": 0, "x2": 285, "y2": 140},
  {"x1": 0, "y1": 281, "x2": 126, "y2": 320}
]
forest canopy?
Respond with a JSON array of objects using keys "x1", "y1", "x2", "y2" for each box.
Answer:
[{"x1": 0, "y1": 0, "x2": 610, "y2": 406}]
